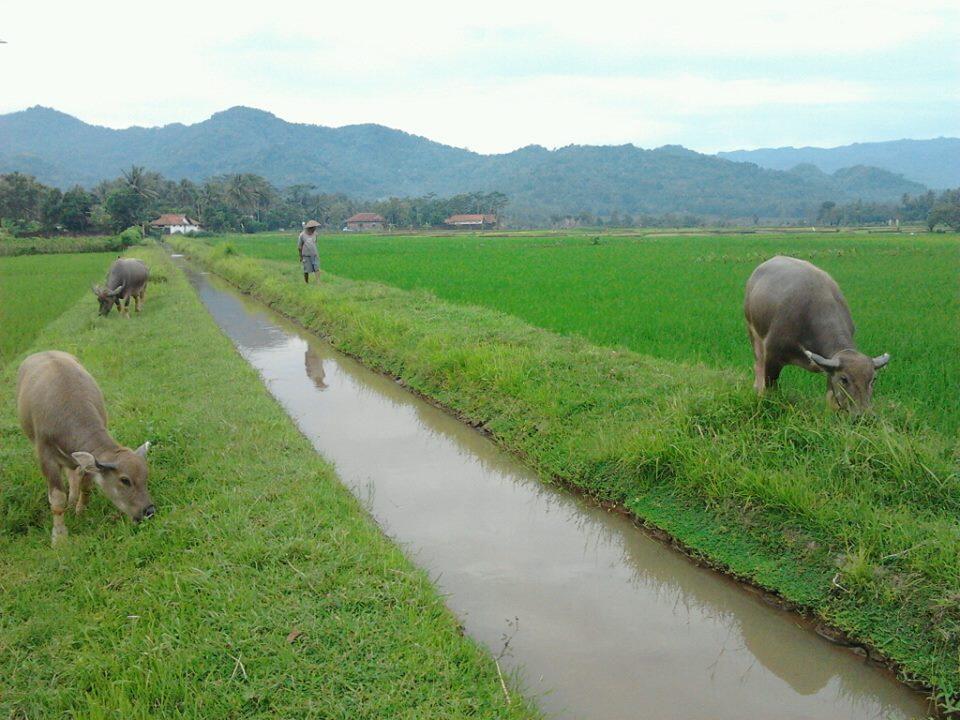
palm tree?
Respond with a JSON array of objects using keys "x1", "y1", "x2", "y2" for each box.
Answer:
[
  {"x1": 247, "y1": 174, "x2": 274, "y2": 222},
  {"x1": 177, "y1": 179, "x2": 198, "y2": 210},
  {"x1": 227, "y1": 174, "x2": 257, "y2": 214},
  {"x1": 121, "y1": 166, "x2": 158, "y2": 201},
  {"x1": 196, "y1": 184, "x2": 220, "y2": 226}
]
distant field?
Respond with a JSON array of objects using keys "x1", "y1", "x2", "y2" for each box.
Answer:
[
  {"x1": 0, "y1": 234, "x2": 128, "y2": 257},
  {"x1": 0, "y1": 252, "x2": 115, "y2": 367},
  {"x1": 214, "y1": 231, "x2": 960, "y2": 433}
]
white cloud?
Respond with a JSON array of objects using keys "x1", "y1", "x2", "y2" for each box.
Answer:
[
  {"x1": 258, "y1": 74, "x2": 875, "y2": 152},
  {"x1": 533, "y1": 0, "x2": 952, "y2": 55},
  {"x1": 0, "y1": 0, "x2": 957, "y2": 152}
]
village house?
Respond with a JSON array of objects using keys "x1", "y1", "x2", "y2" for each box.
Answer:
[
  {"x1": 444, "y1": 213, "x2": 498, "y2": 229},
  {"x1": 151, "y1": 213, "x2": 202, "y2": 234},
  {"x1": 344, "y1": 213, "x2": 386, "y2": 231}
]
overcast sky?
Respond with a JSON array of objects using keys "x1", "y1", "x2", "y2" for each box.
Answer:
[{"x1": 2, "y1": 0, "x2": 958, "y2": 154}]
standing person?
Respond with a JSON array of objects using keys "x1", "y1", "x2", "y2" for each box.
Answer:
[{"x1": 298, "y1": 220, "x2": 321, "y2": 283}]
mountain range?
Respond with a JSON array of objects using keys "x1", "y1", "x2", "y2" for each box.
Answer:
[
  {"x1": 0, "y1": 106, "x2": 945, "y2": 221},
  {"x1": 719, "y1": 138, "x2": 960, "y2": 190}
]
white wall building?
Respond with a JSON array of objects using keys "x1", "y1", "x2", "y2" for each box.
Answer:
[{"x1": 151, "y1": 213, "x2": 202, "y2": 234}]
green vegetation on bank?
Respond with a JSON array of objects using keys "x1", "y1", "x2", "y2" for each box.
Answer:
[
  {"x1": 0, "y1": 252, "x2": 115, "y2": 366},
  {"x1": 0, "y1": 233, "x2": 136, "y2": 257},
  {"x1": 171, "y1": 234, "x2": 959, "y2": 709},
  {"x1": 0, "y1": 247, "x2": 536, "y2": 718},
  {"x1": 214, "y1": 230, "x2": 960, "y2": 434},
  {"x1": 816, "y1": 189, "x2": 960, "y2": 230}
]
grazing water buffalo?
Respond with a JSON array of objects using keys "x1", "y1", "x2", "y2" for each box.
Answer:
[
  {"x1": 17, "y1": 351, "x2": 154, "y2": 543},
  {"x1": 93, "y1": 257, "x2": 149, "y2": 317},
  {"x1": 744, "y1": 256, "x2": 889, "y2": 414}
]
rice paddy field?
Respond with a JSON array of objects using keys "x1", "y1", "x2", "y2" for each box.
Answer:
[
  {"x1": 0, "y1": 252, "x2": 115, "y2": 367},
  {"x1": 216, "y1": 231, "x2": 960, "y2": 435}
]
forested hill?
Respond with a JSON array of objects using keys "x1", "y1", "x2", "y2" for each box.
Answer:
[
  {"x1": 0, "y1": 106, "x2": 927, "y2": 221},
  {"x1": 719, "y1": 138, "x2": 960, "y2": 190}
]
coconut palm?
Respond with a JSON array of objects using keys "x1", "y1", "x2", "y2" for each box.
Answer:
[
  {"x1": 121, "y1": 166, "x2": 158, "y2": 201},
  {"x1": 226, "y1": 174, "x2": 257, "y2": 215},
  {"x1": 195, "y1": 184, "x2": 222, "y2": 226}
]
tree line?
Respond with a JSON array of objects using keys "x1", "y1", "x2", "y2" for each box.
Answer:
[
  {"x1": 816, "y1": 189, "x2": 960, "y2": 230},
  {"x1": 0, "y1": 168, "x2": 510, "y2": 236},
  {"x1": 2, "y1": 165, "x2": 958, "y2": 235}
]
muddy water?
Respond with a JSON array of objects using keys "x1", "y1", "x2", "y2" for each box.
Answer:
[{"x1": 181, "y1": 263, "x2": 930, "y2": 720}]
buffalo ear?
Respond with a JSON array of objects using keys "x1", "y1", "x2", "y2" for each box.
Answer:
[
  {"x1": 873, "y1": 353, "x2": 891, "y2": 369},
  {"x1": 71, "y1": 451, "x2": 97, "y2": 473},
  {"x1": 803, "y1": 349, "x2": 840, "y2": 370},
  {"x1": 108, "y1": 284, "x2": 125, "y2": 297},
  {"x1": 134, "y1": 441, "x2": 151, "y2": 458}
]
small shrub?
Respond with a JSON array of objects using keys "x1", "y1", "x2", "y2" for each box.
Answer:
[
  {"x1": 7, "y1": 220, "x2": 43, "y2": 237},
  {"x1": 119, "y1": 226, "x2": 143, "y2": 247}
]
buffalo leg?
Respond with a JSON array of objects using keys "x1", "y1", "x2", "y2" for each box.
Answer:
[
  {"x1": 757, "y1": 335, "x2": 786, "y2": 390},
  {"x1": 40, "y1": 453, "x2": 68, "y2": 543},
  {"x1": 67, "y1": 466, "x2": 81, "y2": 509},
  {"x1": 123, "y1": 297, "x2": 131, "y2": 318},
  {"x1": 77, "y1": 474, "x2": 92, "y2": 514},
  {"x1": 763, "y1": 359, "x2": 783, "y2": 389},
  {"x1": 748, "y1": 325, "x2": 766, "y2": 393},
  {"x1": 68, "y1": 467, "x2": 92, "y2": 513}
]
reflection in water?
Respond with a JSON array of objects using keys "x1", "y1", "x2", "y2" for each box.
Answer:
[
  {"x1": 304, "y1": 346, "x2": 328, "y2": 391},
  {"x1": 180, "y1": 260, "x2": 930, "y2": 720}
]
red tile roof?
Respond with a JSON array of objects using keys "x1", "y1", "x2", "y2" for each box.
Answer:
[
  {"x1": 151, "y1": 213, "x2": 199, "y2": 226},
  {"x1": 444, "y1": 214, "x2": 496, "y2": 224},
  {"x1": 346, "y1": 213, "x2": 385, "y2": 223}
]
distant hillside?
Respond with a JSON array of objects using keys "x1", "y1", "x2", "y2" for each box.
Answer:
[
  {"x1": 785, "y1": 163, "x2": 927, "y2": 199},
  {"x1": 719, "y1": 138, "x2": 960, "y2": 189},
  {"x1": 0, "y1": 106, "x2": 928, "y2": 221}
]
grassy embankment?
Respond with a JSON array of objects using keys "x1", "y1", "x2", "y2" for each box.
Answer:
[
  {"x1": 0, "y1": 247, "x2": 537, "y2": 719},
  {"x1": 0, "y1": 252, "x2": 116, "y2": 367},
  {"x1": 173, "y1": 234, "x2": 959, "y2": 710},
  {"x1": 221, "y1": 230, "x2": 960, "y2": 435},
  {"x1": 0, "y1": 234, "x2": 133, "y2": 257}
]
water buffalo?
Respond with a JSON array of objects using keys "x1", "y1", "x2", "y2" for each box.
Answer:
[
  {"x1": 93, "y1": 257, "x2": 149, "y2": 317},
  {"x1": 17, "y1": 351, "x2": 154, "y2": 543},
  {"x1": 744, "y1": 255, "x2": 889, "y2": 414}
]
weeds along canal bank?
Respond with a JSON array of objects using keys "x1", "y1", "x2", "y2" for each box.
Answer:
[
  {"x1": 0, "y1": 247, "x2": 538, "y2": 718},
  {"x1": 171, "y1": 235, "x2": 960, "y2": 710}
]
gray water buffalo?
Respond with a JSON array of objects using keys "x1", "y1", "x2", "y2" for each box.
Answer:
[
  {"x1": 17, "y1": 351, "x2": 154, "y2": 543},
  {"x1": 744, "y1": 255, "x2": 889, "y2": 414},
  {"x1": 93, "y1": 257, "x2": 149, "y2": 317}
]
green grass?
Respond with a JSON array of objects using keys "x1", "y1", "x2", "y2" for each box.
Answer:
[
  {"x1": 173, "y1": 234, "x2": 960, "y2": 710},
  {"x1": 0, "y1": 234, "x2": 132, "y2": 257},
  {"x1": 0, "y1": 247, "x2": 536, "y2": 719},
  {"x1": 0, "y1": 252, "x2": 116, "y2": 367},
  {"x1": 218, "y1": 230, "x2": 959, "y2": 434}
]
